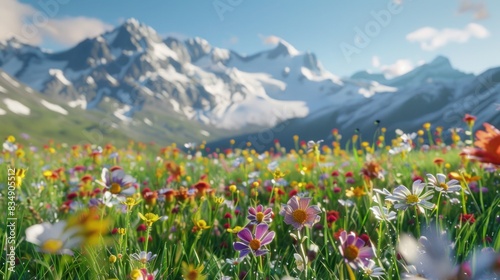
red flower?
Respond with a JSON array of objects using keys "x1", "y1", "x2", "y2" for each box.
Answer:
[
  {"x1": 463, "y1": 114, "x2": 477, "y2": 126},
  {"x1": 460, "y1": 213, "x2": 475, "y2": 224}
]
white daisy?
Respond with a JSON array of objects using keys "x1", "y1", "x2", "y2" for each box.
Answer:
[
  {"x1": 25, "y1": 221, "x2": 82, "y2": 255},
  {"x1": 426, "y1": 173, "x2": 461, "y2": 194},
  {"x1": 131, "y1": 251, "x2": 157, "y2": 264},
  {"x1": 386, "y1": 180, "x2": 435, "y2": 212},
  {"x1": 370, "y1": 206, "x2": 397, "y2": 222},
  {"x1": 360, "y1": 259, "x2": 385, "y2": 278}
]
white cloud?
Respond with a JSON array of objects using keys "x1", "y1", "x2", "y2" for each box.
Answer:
[
  {"x1": 380, "y1": 59, "x2": 414, "y2": 79},
  {"x1": 371, "y1": 57, "x2": 415, "y2": 79},
  {"x1": 43, "y1": 17, "x2": 112, "y2": 45},
  {"x1": 458, "y1": 0, "x2": 489, "y2": 20},
  {"x1": 259, "y1": 34, "x2": 282, "y2": 45},
  {"x1": 0, "y1": 0, "x2": 111, "y2": 46},
  {"x1": 406, "y1": 23, "x2": 489, "y2": 51}
]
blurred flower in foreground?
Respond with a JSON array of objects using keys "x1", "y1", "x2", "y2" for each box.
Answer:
[
  {"x1": 463, "y1": 123, "x2": 500, "y2": 165},
  {"x1": 398, "y1": 225, "x2": 499, "y2": 279},
  {"x1": 25, "y1": 209, "x2": 109, "y2": 255},
  {"x1": 25, "y1": 221, "x2": 81, "y2": 255}
]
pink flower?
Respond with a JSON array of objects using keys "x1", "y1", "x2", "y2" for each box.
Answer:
[
  {"x1": 338, "y1": 230, "x2": 374, "y2": 269},
  {"x1": 233, "y1": 223, "x2": 275, "y2": 258},
  {"x1": 247, "y1": 205, "x2": 273, "y2": 225},
  {"x1": 279, "y1": 196, "x2": 321, "y2": 230}
]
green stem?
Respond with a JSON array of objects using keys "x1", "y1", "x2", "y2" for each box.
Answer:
[
  {"x1": 143, "y1": 226, "x2": 151, "y2": 267},
  {"x1": 414, "y1": 207, "x2": 421, "y2": 237},
  {"x1": 297, "y1": 229, "x2": 308, "y2": 279}
]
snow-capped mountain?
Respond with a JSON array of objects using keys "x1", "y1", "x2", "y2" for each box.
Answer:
[
  {"x1": 0, "y1": 18, "x2": 399, "y2": 131},
  {"x1": 1, "y1": 18, "x2": 498, "y2": 149}
]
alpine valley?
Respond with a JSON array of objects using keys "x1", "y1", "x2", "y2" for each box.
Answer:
[{"x1": 1, "y1": 18, "x2": 499, "y2": 149}]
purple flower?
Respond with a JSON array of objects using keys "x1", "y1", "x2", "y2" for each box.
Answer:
[
  {"x1": 247, "y1": 205, "x2": 273, "y2": 225},
  {"x1": 233, "y1": 223, "x2": 275, "y2": 258},
  {"x1": 279, "y1": 196, "x2": 321, "y2": 230},
  {"x1": 96, "y1": 167, "x2": 136, "y2": 196},
  {"x1": 338, "y1": 230, "x2": 374, "y2": 268}
]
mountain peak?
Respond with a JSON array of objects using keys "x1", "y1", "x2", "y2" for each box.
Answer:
[
  {"x1": 428, "y1": 55, "x2": 452, "y2": 68},
  {"x1": 123, "y1": 18, "x2": 141, "y2": 28},
  {"x1": 106, "y1": 18, "x2": 161, "y2": 51},
  {"x1": 267, "y1": 39, "x2": 300, "y2": 59}
]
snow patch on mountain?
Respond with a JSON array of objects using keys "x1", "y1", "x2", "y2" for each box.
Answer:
[
  {"x1": 3, "y1": 98, "x2": 30, "y2": 115},
  {"x1": 0, "y1": 108, "x2": 6, "y2": 115},
  {"x1": 68, "y1": 97, "x2": 87, "y2": 109},
  {"x1": 49, "y1": 69, "x2": 72, "y2": 86},
  {"x1": 144, "y1": 118, "x2": 153, "y2": 126},
  {"x1": 114, "y1": 105, "x2": 132, "y2": 121},
  {"x1": 41, "y1": 99, "x2": 68, "y2": 115}
]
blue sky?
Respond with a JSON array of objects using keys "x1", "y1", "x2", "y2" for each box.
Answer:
[{"x1": 2, "y1": 0, "x2": 500, "y2": 77}]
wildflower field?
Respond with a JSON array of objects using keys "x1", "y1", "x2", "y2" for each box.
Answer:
[{"x1": 1, "y1": 118, "x2": 500, "y2": 280}]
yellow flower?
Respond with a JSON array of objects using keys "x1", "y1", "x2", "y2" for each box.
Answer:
[
  {"x1": 227, "y1": 226, "x2": 243, "y2": 234},
  {"x1": 273, "y1": 169, "x2": 285, "y2": 180},
  {"x1": 449, "y1": 172, "x2": 480, "y2": 184},
  {"x1": 15, "y1": 168, "x2": 27, "y2": 187},
  {"x1": 423, "y1": 122, "x2": 431, "y2": 130},
  {"x1": 138, "y1": 212, "x2": 160, "y2": 227},
  {"x1": 213, "y1": 196, "x2": 225, "y2": 206},
  {"x1": 346, "y1": 186, "x2": 367, "y2": 198},
  {"x1": 182, "y1": 262, "x2": 206, "y2": 280},
  {"x1": 64, "y1": 208, "x2": 110, "y2": 247},
  {"x1": 130, "y1": 269, "x2": 142, "y2": 280},
  {"x1": 195, "y1": 219, "x2": 210, "y2": 230},
  {"x1": 121, "y1": 197, "x2": 141, "y2": 210},
  {"x1": 230, "y1": 139, "x2": 235, "y2": 145},
  {"x1": 6, "y1": 135, "x2": 16, "y2": 143},
  {"x1": 109, "y1": 255, "x2": 117, "y2": 263},
  {"x1": 229, "y1": 184, "x2": 237, "y2": 193}
]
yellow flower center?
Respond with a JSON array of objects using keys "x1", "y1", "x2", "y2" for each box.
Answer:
[
  {"x1": 344, "y1": 244, "x2": 359, "y2": 261},
  {"x1": 292, "y1": 209, "x2": 307, "y2": 224},
  {"x1": 41, "y1": 239, "x2": 63, "y2": 253},
  {"x1": 439, "y1": 182, "x2": 448, "y2": 190},
  {"x1": 406, "y1": 194, "x2": 419, "y2": 204},
  {"x1": 249, "y1": 239, "x2": 261, "y2": 251},
  {"x1": 110, "y1": 182, "x2": 121, "y2": 194},
  {"x1": 256, "y1": 212, "x2": 265, "y2": 223}
]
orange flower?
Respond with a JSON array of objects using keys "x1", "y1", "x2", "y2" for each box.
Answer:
[
  {"x1": 433, "y1": 158, "x2": 445, "y2": 166},
  {"x1": 463, "y1": 123, "x2": 500, "y2": 165}
]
